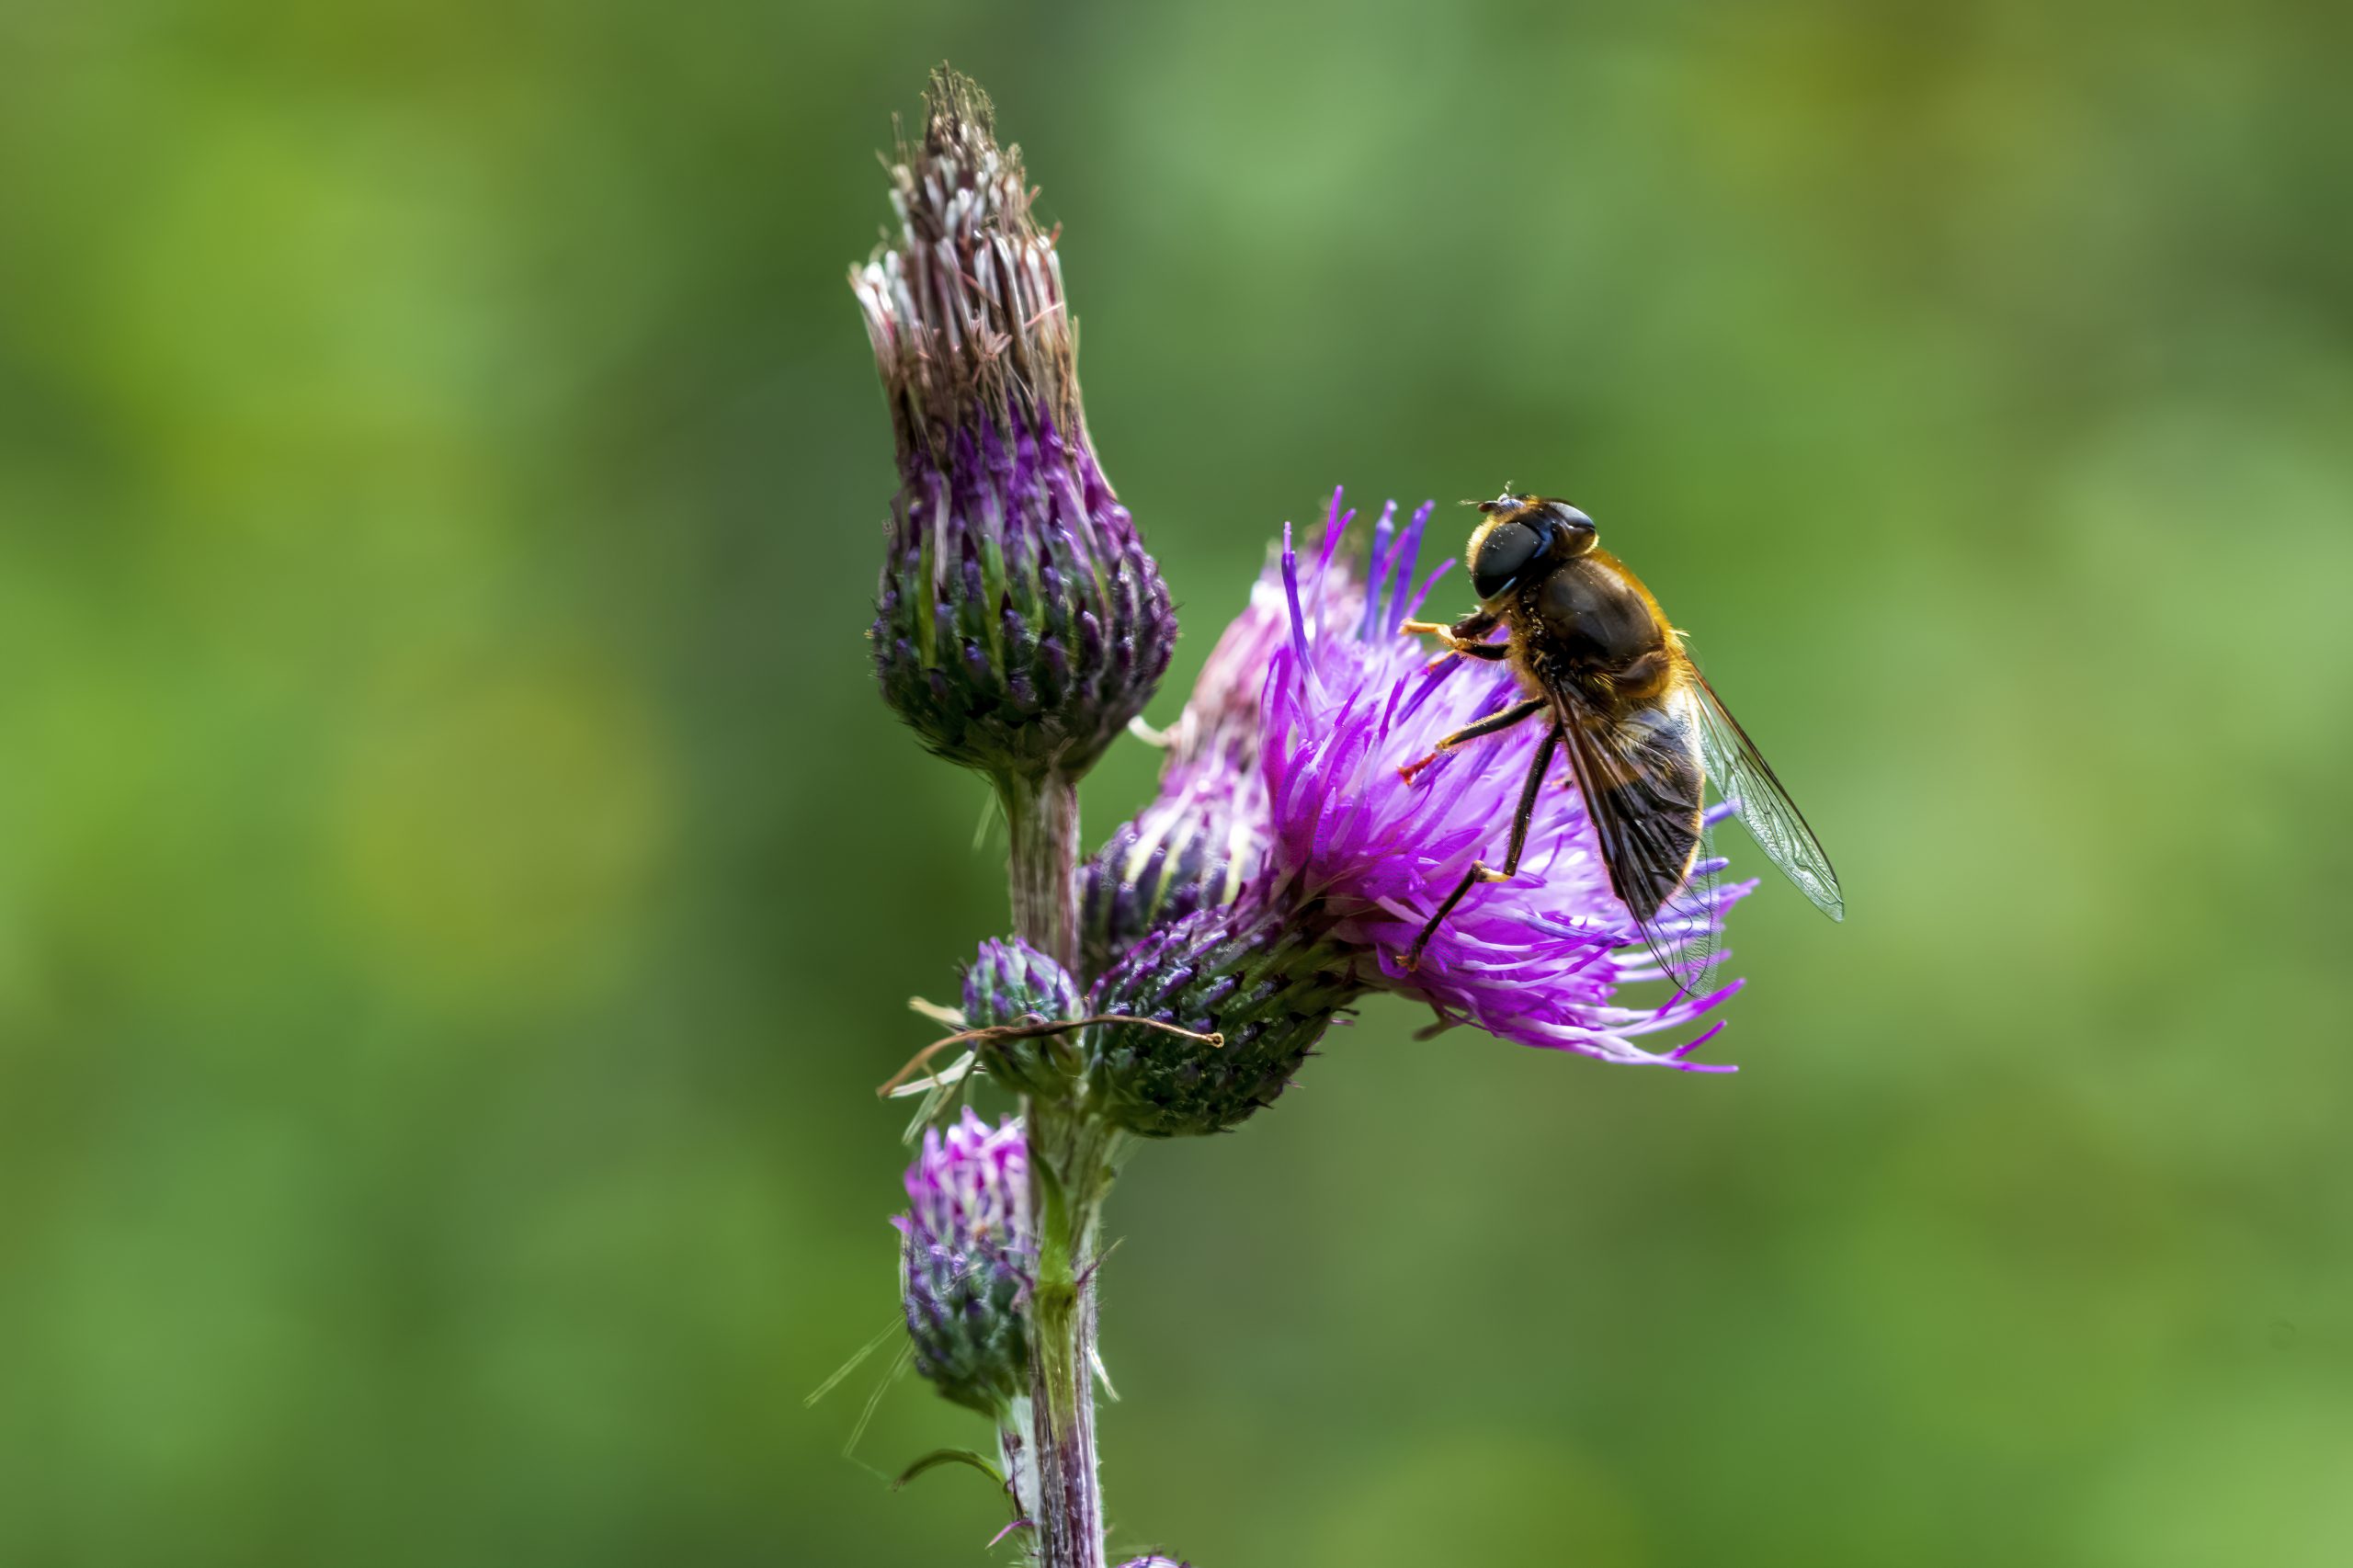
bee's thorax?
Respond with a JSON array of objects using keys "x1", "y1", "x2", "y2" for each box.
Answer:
[{"x1": 1499, "y1": 553, "x2": 1663, "y2": 699}]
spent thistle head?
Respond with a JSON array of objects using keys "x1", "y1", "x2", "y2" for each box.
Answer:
[{"x1": 853, "y1": 67, "x2": 1176, "y2": 788}]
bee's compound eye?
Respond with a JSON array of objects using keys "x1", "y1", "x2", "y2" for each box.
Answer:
[{"x1": 1472, "y1": 519, "x2": 1543, "y2": 600}]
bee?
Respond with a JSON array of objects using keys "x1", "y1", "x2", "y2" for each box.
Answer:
[{"x1": 1399, "y1": 487, "x2": 1842, "y2": 992}]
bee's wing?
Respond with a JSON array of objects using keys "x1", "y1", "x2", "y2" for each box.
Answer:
[
  {"x1": 1685, "y1": 667, "x2": 1844, "y2": 921},
  {"x1": 1639, "y1": 821, "x2": 1726, "y2": 1004},
  {"x1": 1552, "y1": 695, "x2": 1725, "y2": 1000}
]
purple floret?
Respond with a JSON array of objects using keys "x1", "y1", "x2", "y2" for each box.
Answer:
[{"x1": 902, "y1": 1108, "x2": 1029, "y2": 1245}]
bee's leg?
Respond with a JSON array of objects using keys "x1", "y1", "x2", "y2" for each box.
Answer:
[
  {"x1": 1488, "y1": 721, "x2": 1562, "y2": 878},
  {"x1": 1397, "y1": 695, "x2": 1547, "y2": 785},
  {"x1": 1431, "y1": 640, "x2": 1509, "y2": 670},
  {"x1": 1405, "y1": 722, "x2": 1563, "y2": 971},
  {"x1": 1448, "y1": 608, "x2": 1501, "y2": 642},
  {"x1": 1401, "y1": 608, "x2": 1502, "y2": 649}
]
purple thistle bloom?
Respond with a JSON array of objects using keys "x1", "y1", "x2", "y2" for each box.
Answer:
[
  {"x1": 895, "y1": 1108, "x2": 1034, "y2": 1415},
  {"x1": 1083, "y1": 490, "x2": 1750, "y2": 1085},
  {"x1": 853, "y1": 69, "x2": 1175, "y2": 783}
]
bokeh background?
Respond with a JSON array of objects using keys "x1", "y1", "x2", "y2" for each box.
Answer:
[{"x1": 5, "y1": 2, "x2": 2350, "y2": 1564}]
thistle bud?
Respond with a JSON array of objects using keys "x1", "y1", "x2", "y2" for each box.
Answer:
[
  {"x1": 1078, "y1": 765, "x2": 1267, "y2": 981},
  {"x1": 854, "y1": 68, "x2": 1176, "y2": 785},
  {"x1": 963, "y1": 937, "x2": 1082, "y2": 1097},
  {"x1": 895, "y1": 1109, "x2": 1033, "y2": 1416},
  {"x1": 1086, "y1": 903, "x2": 1361, "y2": 1139},
  {"x1": 1077, "y1": 553, "x2": 1292, "y2": 974}
]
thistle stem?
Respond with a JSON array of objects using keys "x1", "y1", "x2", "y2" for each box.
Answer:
[
  {"x1": 1002, "y1": 769, "x2": 1108, "y2": 1568},
  {"x1": 1002, "y1": 770, "x2": 1083, "y2": 974},
  {"x1": 1020, "y1": 1101, "x2": 1113, "y2": 1568}
]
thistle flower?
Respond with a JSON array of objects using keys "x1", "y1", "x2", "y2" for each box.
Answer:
[
  {"x1": 1081, "y1": 491, "x2": 1750, "y2": 1101},
  {"x1": 895, "y1": 1109, "x2": 1033, "y2": 1416},
  {"x1": 853, "y1": 68, "x2": 1176, "y2": 786}
]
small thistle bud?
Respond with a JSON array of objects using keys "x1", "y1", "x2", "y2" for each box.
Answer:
[
  {"x1": 896, "y1": 1109, "x2": 1033, "y2": 1416},
  {"x1": 963, "y1": 937, "x2": 1082, "y2": 1096},
  {"x1": 1086, "y1": 903, "x2": 1361, "y2": 1139},
  {"x1": 853, "y1": 67, "x2": 1176, "y2": 785}
]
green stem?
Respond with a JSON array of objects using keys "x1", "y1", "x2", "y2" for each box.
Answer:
[
  {"x1": 1001, "y1": 770, "x2": 1083, "y2": 973},
  {"x1": 1000, "y1": 765, "x2": 1107, "y2": 1568},
  {"x1": 1021, "y1": 1101, "x2": 1113, "y2": 1568}
]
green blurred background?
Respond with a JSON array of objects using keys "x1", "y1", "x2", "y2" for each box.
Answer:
[{"x1": 5, "y1": 2, "x2": 2349, "y2": 1564}]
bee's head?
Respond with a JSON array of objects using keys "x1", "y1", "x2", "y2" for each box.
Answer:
[{"x1": 1466, "y1": 493, "x2": 1597, "y2": 602}]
